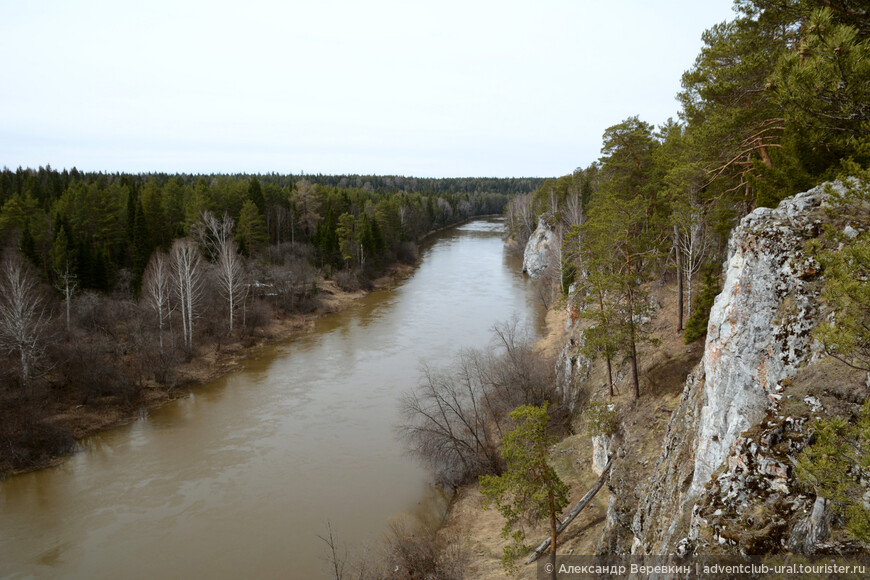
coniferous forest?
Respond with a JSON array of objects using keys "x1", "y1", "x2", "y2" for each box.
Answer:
[{"x1": 504, "y1": 0, "x2": 870, "y2": 399}]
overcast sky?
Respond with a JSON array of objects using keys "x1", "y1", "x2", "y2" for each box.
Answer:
[{"x1": 0, "y1": 0, "x2": 736, "y2": 178}]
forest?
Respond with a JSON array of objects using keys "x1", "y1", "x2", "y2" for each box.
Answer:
[
  {"x1": 0, "y1": 167, "x2": 543, "y2": 473},
  {"x1": 505, "y1": 0, "x2": 870, "y2": 400}
]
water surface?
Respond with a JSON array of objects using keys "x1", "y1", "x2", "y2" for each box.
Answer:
[{"x1": 0, "y1": 218, "x2": 545, "y2": 579}]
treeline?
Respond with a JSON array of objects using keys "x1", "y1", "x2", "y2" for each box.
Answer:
[
  {"x1": 506, "y1": 0, "x2": 870, "y2": 398},
  {"x1": 0, "y1": 167, "x2": 536, "y2": 293}
]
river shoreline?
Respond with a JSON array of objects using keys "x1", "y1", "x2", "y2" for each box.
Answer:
[
  {"x1": 2, "y1": 262, "x2": 415, "y2": 479},
  {"x1": 428, "y1": 304, "x2": 569, "y2": 578},
  {"x1": 3, "y1": 215, "x2": 504, "y2": 479}
]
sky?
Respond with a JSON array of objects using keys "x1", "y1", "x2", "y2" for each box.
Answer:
[{"x1": 0, "y1": 0, "x2": 737, "y2": 178}]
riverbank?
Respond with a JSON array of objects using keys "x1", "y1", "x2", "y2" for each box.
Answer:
[
  {"x1": 434, "y1": 280, "x2": 705, "y2": 578},
  {"x1": 433, "y1": 303, "x2": 603, "y2": 580},
  {"x1": 0, "y1": 262, "x2": 415, "y2": 478}
]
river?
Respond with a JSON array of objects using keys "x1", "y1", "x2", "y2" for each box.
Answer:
[{"x1": 0, "y1": 217, "x2": 546, "y2": 579}]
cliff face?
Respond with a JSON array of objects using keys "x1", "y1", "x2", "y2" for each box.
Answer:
[
  {"x1": 633, "y1": 185, "x2": 831, "y2": 554},
  {"x1": 522, "y1": 214, "x2": 558, "y2": 279},
  {"x1": 691, "y1": 188, "x2": 826, "y2": 497},
  {"x1": 551, "y1": 182, "x2": 870, "y2": 558}
]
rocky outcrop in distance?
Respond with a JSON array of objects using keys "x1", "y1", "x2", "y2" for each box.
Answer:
[{"x1": 522, "y1": 214, "x2": 558, "y2": 279}]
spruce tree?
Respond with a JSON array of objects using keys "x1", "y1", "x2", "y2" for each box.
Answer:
[{"x1": 236, "y1": 200, "x2": 267, "y2": 259}]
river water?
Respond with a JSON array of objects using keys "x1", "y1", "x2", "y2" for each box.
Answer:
[{"x1": 0, "y1": 218, "x2": 545, "y2": 579}]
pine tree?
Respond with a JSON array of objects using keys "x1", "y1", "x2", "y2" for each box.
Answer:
[
  {"x1": 480, "y1": 404, "x2": 569, "y2": 578},
  {"x1": 248, "y1": 176, "x2": 265, "y2": 215},
  {"x1": 131, "y1": 201, "x2": 151, "y2": 294},
  {"x1": 576, "y1": 117, "x2": 663, "y2": 399},
  {"x1": 684, "y1": 268, "x2": 720, "y2": 344}
]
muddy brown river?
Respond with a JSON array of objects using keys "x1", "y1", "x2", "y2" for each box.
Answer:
[{"x1": 0, "y1": 218, "x2": 546, "y2": 579}]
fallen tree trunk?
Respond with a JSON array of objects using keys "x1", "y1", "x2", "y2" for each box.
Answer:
[{"x1": 525, "y1": 457, "x2": 613, "y2": 564}]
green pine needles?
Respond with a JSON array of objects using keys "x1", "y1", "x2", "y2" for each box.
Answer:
[
  {"x1": 480, "y1": 404, "x2": 569, "y2": 575},
  {"x1": 684, "y1": 268, "x2": 720, "y2": 344},
  {"x1": 796, "y1": 399, "x2": 870, "y2": 542}
]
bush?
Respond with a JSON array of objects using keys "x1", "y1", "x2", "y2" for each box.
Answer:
[
  {"x1": 243, "y1": 300, "x2": 271, "y2": 336},
  {"x1": 796, "y1": 399, "x2": 870, "y2": 542},
  {"x1": 382, "y1": 521, "x2": 466, "y2": 580},
  {"x1": 0, "y1": 403, "x2": 76, "y2": 473},
  {"x1": 333, "y1": 269, "x2": 360, "y2": 292},
  {"x1": 396, "y1": 241, "x2": 418, "y2": 264},
  {"x1": 334, "y1": 269, "x2": 372, "y2": 293},
  {"x1": 398, "y1": 320, "x2": 563, "y2": 487},
  {"x1": 320, "y1": 519, "x2": 466, "y2": 580},
  {"x1": 584, "y1": 401, "x2": 619, "y2": 437}
]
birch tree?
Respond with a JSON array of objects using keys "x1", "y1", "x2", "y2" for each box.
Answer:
[
  {"x1": 0, "y1": 254, "x2": 50, "y2": 392},
  {"x1": 191, "y1": 210, "x2": 234, "y2": 263},
  {"x1": 51, "y1": 223, "x2": 77, "y2": 333},
  {"x1": 142, "y1": 250, "x2": 173, "y2": 353},
  {"x1": 674, "y1": 203, "x2": 711, "y2": 319},
  {"x1": 54, "y1": 263, "x2": 77, "y2": 334},
  {"x1": 215, "y1": 240, "x2": 247, "y2": 334},
  {"x1": 170, "y1": 239, "x2": 204, "y2": 349}
]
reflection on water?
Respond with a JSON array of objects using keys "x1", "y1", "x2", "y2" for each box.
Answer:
[{"x1": 0, "y1": 217, "x2": 545, "y2": 579}]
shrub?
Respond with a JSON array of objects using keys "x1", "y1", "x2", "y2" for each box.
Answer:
[
  {"x1": 584, "y1": 401, "x2": 619, "y2": 438},
  {"x1": 796, "y1": 398, "x2": 870, "y2": 542}
]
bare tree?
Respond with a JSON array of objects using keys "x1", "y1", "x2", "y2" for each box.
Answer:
[
  {"x1": 505, "y1": 194, "x2": 535, "y2": 247},
  {"x1": 215, "y1": 240, "x2": 248, "y2": 334},
  {"x1": 142, "y1": 250, "x2": 173, "y2": 353},
  {"x1": 562, "y1": 187, "x2": 584, "y2": 228},
  {"x1": 398, "y1": 356, "x2": 503, "y2": 487},
  {"x1": 294, "y1": 179, "x2": 321, "y2": 239},
  {"x1": 674, "y1": 204, "x2": 711, "y2": 318},
  {"x1": 0, "y1": 254, "x2": 50, "y2": 392},
  {"x1": 170, "y1": 239, "x2": 204, "y2": 349},
  {"x1": 673, "y1": 223, "x2": 684, "y2": 332},
  {"x1": 399, "y1": 321, "x2": 562, "y2": 487},
  {"x1": 191, "y1": 210, "x2": 234, "y2": 263},
  {"x1": 490, "y1": 318, "x2": 558, "y2": 408},
  {"x1": 54, "y1": 262, "x2": 77, "y2": 333},
  {"x1": 318, "y1": 521, "x2": 347, "y2": 580}
]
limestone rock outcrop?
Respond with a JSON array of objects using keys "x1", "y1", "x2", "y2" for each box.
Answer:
[
  {"x1": 626, "y1": 184, "x2": 841, "y2": 555},
  {"x1": 691, "y1": 186, "x2": 826, "y2": 497},
  {"x1": 522, "y1": 214, "x2": 558, "y2": 279}
]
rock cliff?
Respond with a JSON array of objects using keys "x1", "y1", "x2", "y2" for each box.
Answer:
[
  {"x1": 629, "y1": 182, "x2": 870, "y2": 557},
  {"x1": 522, "y1": 214, "x2": 558, "y2": 279},
  {"x1": 553, "y1": 182, "x2": 870, "y2": 557},
  {"x1": 633, "y1": 185, "x2": 831, "y2": 553}
]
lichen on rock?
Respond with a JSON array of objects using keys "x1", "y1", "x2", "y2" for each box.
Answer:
[{"x1": 627, "y1": 183, "x2": 865, "y2": 556}]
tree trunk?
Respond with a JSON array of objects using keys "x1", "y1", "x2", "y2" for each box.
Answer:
[
  {"x1": 605, "y1": 356, "x2": 614, "y2": 397},
  {"x1": 65, "y1": 290, "x2": 71, "y2": 333},
  {"x1": 629, "y1": 325, "x2": 640, "y2": 399},
  {"x1": 625, "y1": 267, "x2": 640, "y2": 398},
  {"x1": 526, "y1": 458, "x2": 613, "y2": 564},
  {"x1": 548, "y1": 490, "x2": 557, "y2": 579},
  {"x1": 686, "y1": 273, "x2": 694, "y2": 320},
  {"x1": 674, "y1": 224, "x2": 683, "y2": 332}
]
